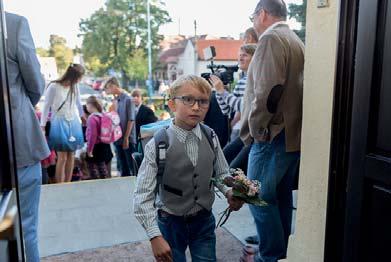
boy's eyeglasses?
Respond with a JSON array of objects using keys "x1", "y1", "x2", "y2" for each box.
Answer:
[{"x1": 173, "y1": 96, "x2": 210, "y2": 109}]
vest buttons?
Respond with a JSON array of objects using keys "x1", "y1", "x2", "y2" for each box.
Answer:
[
  {"x1": 194, "y1": 185, "x2": 198, "y2": 190},
  {"x1": 195, "y1": 196, "x2": 198, "y2": 201},
  {"x1": 193, "y1": 173, "x2": 198, "y2": 178}
]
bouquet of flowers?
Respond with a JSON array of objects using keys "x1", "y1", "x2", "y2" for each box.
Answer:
[{"x1": 214, "y1": 168, "x2": 267, "y2": 227}]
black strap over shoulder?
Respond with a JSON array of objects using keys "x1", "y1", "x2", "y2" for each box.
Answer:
[
  {"x1": 154, "y1": 127, "x2": 169, "y2": 178},
  {"x1": 199, "y1": 123, "x2": 217, "y2": 151}
]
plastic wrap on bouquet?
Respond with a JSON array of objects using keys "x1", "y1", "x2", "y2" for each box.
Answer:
[{"x1": 48, "y1": 116, "x2": 84, "y2": 152}]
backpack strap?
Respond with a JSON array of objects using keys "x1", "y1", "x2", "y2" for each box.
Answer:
[
  {"x1": 153, "y1": 127, "x2": 169, "y2": 196},
  {"x1": 199, "y1": 123, "x2": 217, "y2": 152},
  {"x1": 199, "y1": 123, "x2": 218, "y2": 177}
]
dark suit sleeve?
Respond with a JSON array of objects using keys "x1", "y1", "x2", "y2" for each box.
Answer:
[
  {"x1": 144, "y1": 106, "x2": 158, "y2": 124},
  {"x1": 16, "y1": 17, "x2": 44, "y2": 106}
]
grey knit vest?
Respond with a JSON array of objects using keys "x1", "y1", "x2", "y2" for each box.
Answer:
[{"x1": 159, "y1": 128, "x2": 215, "y2": 216}]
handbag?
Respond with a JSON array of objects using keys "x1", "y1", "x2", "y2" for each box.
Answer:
[{"x1": 46, "y1": 90, "x2": 70, "y2": 136}]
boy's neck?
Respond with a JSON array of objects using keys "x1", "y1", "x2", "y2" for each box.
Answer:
[{"x1": 173, "y1": 118, "x2": 197, "y2": 131}]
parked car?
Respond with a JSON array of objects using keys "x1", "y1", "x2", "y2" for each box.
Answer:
[{"x1": 92, "y1": 79, "x2": 104, "y2": 90}]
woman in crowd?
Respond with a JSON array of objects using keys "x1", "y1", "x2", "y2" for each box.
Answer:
[
  {"x1": 40, "y1": 63, "x2": 85, "y2": 183},
  {"x1": 85, "y1": 96, "x2": 113, "y2": 179},
  {"x1": 209, "y1": 44, "x2": 257, "y2": 172}
]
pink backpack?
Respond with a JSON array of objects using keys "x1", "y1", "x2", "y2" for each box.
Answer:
[{"x1": 99, "y1": 111, "x2": 122, "y2": 144}]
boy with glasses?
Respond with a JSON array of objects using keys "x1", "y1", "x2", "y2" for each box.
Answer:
[{"x1": 134, "y1": 75, "x2": 243, "y2": 262}]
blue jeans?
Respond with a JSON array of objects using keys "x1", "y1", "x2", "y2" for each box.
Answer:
[
  {"x1": 247, "y1": 132, "x2": 300, "y2": 262},
  {"x1": 114, "y1": 143, "x2": 136, "y2": 176},
  {"x1": 17, "y1": 162, "x2": 42, "y2": 262},
  {"x1": 158, "y1": 209, "x2": 216, "y2": 262}
]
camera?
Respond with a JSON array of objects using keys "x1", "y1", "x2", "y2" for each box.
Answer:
[{"x1": 201, "y1": 46, "x2": 239, "y2": 85}]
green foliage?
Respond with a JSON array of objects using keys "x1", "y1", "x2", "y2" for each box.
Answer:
[
  {"x1": 125, "y1": 48, "x2": 148, "y2": 80},
  {"x1": 80, "y1": 0, "x2": 171, "y2": 81},
  {"x1": 36, "y1": 47, "x2": 49, "y2": 57},
  {"x1": 288, "y1": 0, "x2": 307, "y2": 43},
  {"x1": 48, "y1": 35, "x2": 74, "y2": 74}
]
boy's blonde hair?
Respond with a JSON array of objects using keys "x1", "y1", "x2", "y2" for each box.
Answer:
[{"x1": 168, "y1": 75, "x2": 211, "y2": 98}]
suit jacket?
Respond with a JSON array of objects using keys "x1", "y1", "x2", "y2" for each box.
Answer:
[
  {"x1": 5, "y1": 13, "x2": 50, "y2": 168},
  {"x1": 240, "y1": 23, "x2": 305, "y2": 152},
  {"x1": 135, "y1": 104, "x2": 157, "y2": 139}
]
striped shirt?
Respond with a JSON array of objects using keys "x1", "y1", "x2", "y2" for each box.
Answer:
[
  {"x1": 215, "y1": 75, "x2": 247, "y2": 115},
  {"x1": 133, "y1": 122, "x2": 230, "y2": 239}
]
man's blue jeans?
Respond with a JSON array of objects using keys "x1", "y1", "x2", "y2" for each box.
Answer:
[
  {"x1": 17, "y1": 162, "x2": 42, "y2": 262},
  {"x1": 114, "y1": 143, "x2": 136, "y2": 176},
  {"x1": 248, "y1": 132, "x2": 300, "y2": 262},
  {"x1": 158, "y1": 209, "x2": 216, "y2": 262}
]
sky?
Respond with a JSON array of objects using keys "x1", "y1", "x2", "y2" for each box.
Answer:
[{"x1": 5, "y1": 0, "x2": 303, "y2": 49}]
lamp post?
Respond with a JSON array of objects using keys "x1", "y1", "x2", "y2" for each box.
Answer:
[{"x1": 147, "y1": 0, "x2": 153, "y2": 97}]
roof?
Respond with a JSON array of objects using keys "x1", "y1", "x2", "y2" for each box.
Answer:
[{"x1": 196, "y1": 39, "x2": 244, "y2": 61}]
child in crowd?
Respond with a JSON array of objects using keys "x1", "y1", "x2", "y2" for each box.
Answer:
[
  {"x1": 103, "y1": 77, "x2": 137, "y2": 176},
  {"x1": 85, "y1": 96, "x2": 113, "y2": 179},
  {"x1": 133, "y1": 75, "x2": 244, "y2": 262}
]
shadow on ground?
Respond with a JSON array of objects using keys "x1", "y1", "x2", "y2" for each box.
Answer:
[{"x1": 42, "y1": 228, "x2": 243, "y2": 262}]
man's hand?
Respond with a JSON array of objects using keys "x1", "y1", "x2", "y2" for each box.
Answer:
[
  {"x1": 122, "y1": 137, "x2": 129, "y2": 149},
  {"x1": 209, "y1": 75, "x2": 225, "y2": 93},
  {"x1": 88, "y1": 152, "x2": 93, "y2": 158},
  {"x1": 150, "y1": 236, "x2": 173, "y2": 262},
  {"x1": 226, "y1": 189, "x2": 244, "y2": 211}
]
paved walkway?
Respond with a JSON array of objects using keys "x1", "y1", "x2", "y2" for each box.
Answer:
[{"x1": 38, "y1": 177, "x2": 257, "y2": 258}]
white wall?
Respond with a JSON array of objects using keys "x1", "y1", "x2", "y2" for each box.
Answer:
[
  {"x1": 284, "y1": 1, "x2": 340, "y2": 261},
  {"x1": 177, "y1": 41, "x2": 196, "y2": 76}
]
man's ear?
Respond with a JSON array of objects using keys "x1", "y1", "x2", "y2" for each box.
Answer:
[{"x1": 167, "y1": 99, "x2": 176, "y2": 112}]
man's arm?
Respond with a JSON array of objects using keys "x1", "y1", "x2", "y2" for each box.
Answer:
[
  {"x1": 248, "y1": 34, "x2": 287, "y2": 141},
  {"x1": 16, "y1": 17, "x2": 44, "y2": 106},
  {"x1": 123, "y1": 97, "x2": 135, "y2": 148}
]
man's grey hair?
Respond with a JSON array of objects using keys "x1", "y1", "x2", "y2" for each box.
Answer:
[{"x1": 253, "y1": 0, "x2": 288, "y2": 20}]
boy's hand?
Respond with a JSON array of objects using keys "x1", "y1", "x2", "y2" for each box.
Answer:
[
  {"x1": 150, "y1": 236, "x2": 173, "y2": 262},
  {"x1": 226, "y1": 189, "x2": 244, "y2": 211},
  {"x1": 122, "y1": 138, "x2": 129, "y2": 149}
]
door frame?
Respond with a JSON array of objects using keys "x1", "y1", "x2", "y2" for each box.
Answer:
[
  {"x1": 324, "y1": 0, "x2": 358, "y2": 261},
  {"x1": 326, "y1": 0, "x2": 391, "y2": 261}
]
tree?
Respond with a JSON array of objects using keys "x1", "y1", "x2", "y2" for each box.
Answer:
[
  {"x1": 80, "y1": 0, "x2": 171, "y2": 85},
  {"x1": 48, "y1": 35, "x2": 74, "y2": 74},
  {"x1": 36, "y1": 47, "x2": 49, "y2": 57},
  {"x1": 288, "y1": 0, "x2": 307, "y2": 42}
]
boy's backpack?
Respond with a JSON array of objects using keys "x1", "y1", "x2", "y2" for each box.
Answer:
[
  {"x1": 99, "y1": 111, "x2": 122, "y2": 144},
  {"x1": 153, "y1": 123, "x2": 218, "y2": 194}
]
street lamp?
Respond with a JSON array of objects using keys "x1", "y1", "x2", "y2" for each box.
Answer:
[{"x1": 147, "y1": 0, "x2": 153, "y2": 97}]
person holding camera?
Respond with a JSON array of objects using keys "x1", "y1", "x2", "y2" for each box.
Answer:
[
  {"x1": 209, "y1": 44, "x2": 256, "y2": 173},
  {"x1": 210, "y1": 44, "x2": 256, "y2": 141}
]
